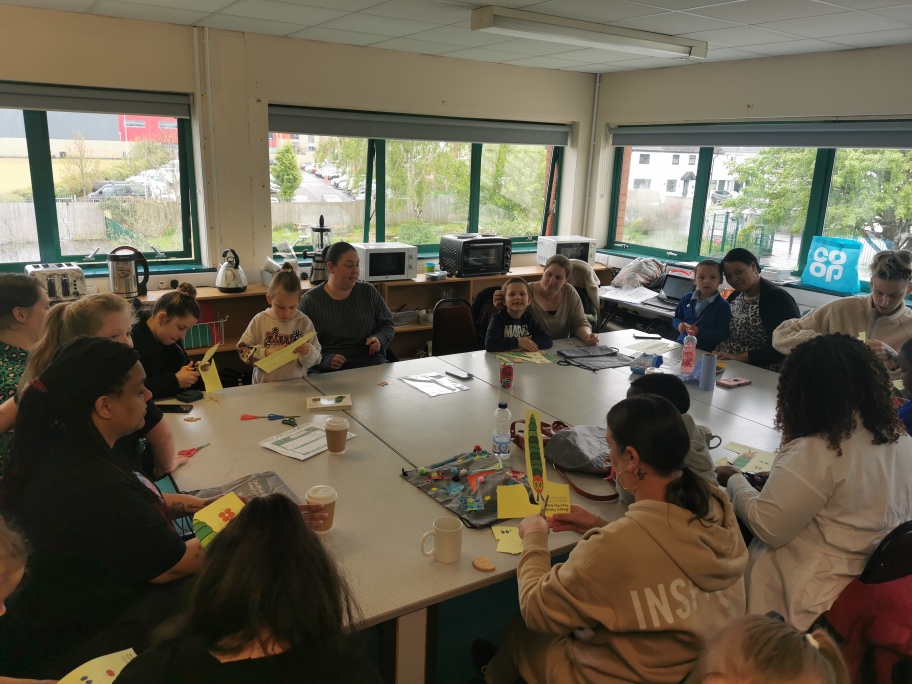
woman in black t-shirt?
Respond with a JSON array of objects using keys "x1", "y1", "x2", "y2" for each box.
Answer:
[
  {"x1": 118, "y1": 493, "x2": 381, "y2": 684},
  {"x1": 0, "y1": 338, "x2": 210, "y2": 679}
]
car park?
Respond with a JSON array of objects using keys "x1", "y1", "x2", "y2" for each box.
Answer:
[{"x1": 87, "y1": 182, "x2": 150, "y2": 200}]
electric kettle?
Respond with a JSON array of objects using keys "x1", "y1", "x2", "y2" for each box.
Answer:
[
  {"x1": 108, "y1": 245, "x2": 149, "y2": 298},
  {"x1": 216, "y1": 248, "x2": 248, "y2": 293}
]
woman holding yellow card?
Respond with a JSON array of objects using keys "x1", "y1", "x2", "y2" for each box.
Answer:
[{"x1": 479, "y1": 395, "x2": 747, "y2": 684}]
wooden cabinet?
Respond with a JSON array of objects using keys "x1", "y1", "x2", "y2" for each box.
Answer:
[{"x1": 137, "y1": 265, "x2": 612, "y2": 367}]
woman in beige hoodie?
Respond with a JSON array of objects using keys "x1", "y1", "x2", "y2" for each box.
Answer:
[{"x1": 484, "y1": 395, "x2": 748, "y2": 684}]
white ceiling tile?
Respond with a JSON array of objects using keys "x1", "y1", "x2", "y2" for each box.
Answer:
[
  {"x1": 198, "y1": 13, "x2": 307, "y2": 35},
  {"x1": 543, "y1": 46, "x2": 656, "y2": 62},
  {"x1": 282, "y1": 0, "x2": 387, "y2": 8},
  {"x1": 90, "y1": 0, "x2": 208, "y2": 22},
  {"x1": 105, "y1": 0, "x2": 232, "y2": 10},
  {"x1": 741, "y1": 37, "x2": 852, "y2": 54},
  {"x1": 813, "y1": 0, "x2": 912, "y2": 8},
  {"x1": 700, "y1": 46, "x2": 767, "y2": 60},
  {"x1": 442, "y1": 46, "x2": 532, "y2": 61},
  {"x1": 505, "y1": 55, "x2": 596, "y2": 68},
  {"x1": 689, "y1": 0, "x2": 848, "y2": 23},
  {"x1": 868, "y1": 4, "x2": 912, "y2": 22},
  {"x1": 482, "y1": 37, "x2": 595, "y2": 54},
  {"x1": 450, "y1": 0, "x2": 553, "y2": 6},
  {"x1": 0, "y1": 0, "x2": 94, "y2": 9},
  {"x1": 682, "y1": 25, "x2": 802, "y2": 47},
  {"x1": 287, "y1": 26, "x2": 389, "y2": 44},
  {"x1": 529, "y1": 0, "x2": 665, "y2": 24},
  {"x1": 833, "y1": 26, "x2": 912, "y2": 46},
  {"x1": 757, "y1": 11, "x2": 899, "y2": 38},
  {"x1": 220, "y1": 0, "x2": 346, "y2": 25},
  {"x1": 624, "y1": 0, "x2": 744, "y2": 8},
  {"x1": 369, "y1": 36, "x2": 462, "y2": 53},
  {"x1": 361, "y1": 0, "x2": 470, "y2": 24},
  {"x1": 611, "y1": 11, "x2": 739, "y2": 34},
  {"x1": 406, "y1": 25, "x2": 517, "y2": 47},
  {"x1": 318, "y1": 13, "x2": 440, "y2": 36}
]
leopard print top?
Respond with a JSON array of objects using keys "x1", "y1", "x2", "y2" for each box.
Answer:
[{"x1": 716, "y1": 296, "x2": 782, "y2": 372}]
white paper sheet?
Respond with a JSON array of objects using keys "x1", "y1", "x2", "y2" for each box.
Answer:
[
  {"x1": 399, "y1": 372, "x2": 469, "y2": 398},
  {"x1": 259, "y1": 423, "x2": 354, "y2": 461},
  {"x1": 599, "y1": 286, "x2": 660, "y2": 304}
]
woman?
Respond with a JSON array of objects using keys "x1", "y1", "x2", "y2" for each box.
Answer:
[
  {"x1": 299, "y1": 242, "x2": 394, "y2": 372},
  {"x1": 0, "y1": 274, "x2": 50, "y2": 472},
  {"x1": 493, "y1": 255, "x2": 598, "y2": 345},
  {"x1": 714, "y1": 248, "x2": 799, "y2": 371},
  {"x1": 117, "y1": 494, "x2": 380, "y2": 683},
  {"x1": 483, "y1": 395, "x2": 747, "y2": 684},
  {"x1": 773, "y1": 249, "x2": 912, "y2": 369},
  {"x1": 131, "y1": 282, "x2": 202, "y2": 398},
  {"x1": 716, "y1": 334, "x2": 912, "y2": 631},
  {"x1": 0, "y1": 338, "x2": 207, "y2": 678},
  {"x1": 0, "y1": 294, "x2": 177, "y2": 477}
]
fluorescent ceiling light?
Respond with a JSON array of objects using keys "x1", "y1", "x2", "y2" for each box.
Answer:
[{"x1": 471, "y1": 6, "x2": 708, "y2": 60}]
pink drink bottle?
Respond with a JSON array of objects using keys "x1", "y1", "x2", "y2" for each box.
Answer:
[{"x1": 681, "y1": 327, "x2": 698, "y2": 375}]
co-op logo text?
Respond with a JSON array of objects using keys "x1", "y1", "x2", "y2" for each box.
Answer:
[{"x1": 810, "y1": 246, "x2": 847, "y2": 282}]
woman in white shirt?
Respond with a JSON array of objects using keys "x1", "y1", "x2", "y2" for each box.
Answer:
[{"x1": 717, "y1": 333, "x2": 912, "y2": 630}]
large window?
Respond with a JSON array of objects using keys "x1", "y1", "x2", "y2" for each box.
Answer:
[
  {"x1": 479, "y1": 144, "x2": 549, "y2": 238},
  {"x1": 0, "y1": 86, "x2": 198, "y2": 271},
  {"x1": 608, "y1": 125, "x2": 912, "y2": 282}
]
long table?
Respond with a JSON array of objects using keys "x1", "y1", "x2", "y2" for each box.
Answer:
[{"x1": 166, "y1": 331, "x2": 782, "y2": 683}]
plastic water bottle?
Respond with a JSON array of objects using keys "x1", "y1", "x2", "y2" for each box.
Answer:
[
  {"x1": 681, "y1": 327, "x2": 698, "y2": 376},
  {"x1": 493, "y1": 401, "x2": 512, "y2": 461}
]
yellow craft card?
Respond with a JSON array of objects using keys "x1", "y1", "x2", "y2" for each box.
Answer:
[
  {"x1": 254, "y1": 331, "x2": 316, "y2": 374},
  {"x1": 59, "y1": 648, "x2": 136, "y2": 683},
  {"x1": 201, "y1": 342, "x2": 220, "y2": 365},
  {"x1": 496, "y1": 481, "x2": 571, "y2": 518},
  {"x1": 722, "y1": 441, "x2": 777, "y2": 472},
  {"x1": 894, "y1": 379, "x2": 905, "y2": 391},
  {"x1": 192, "y1": 492, "x2": 245, "y2": 548},
  {"x1": 491, "y1": 526, "x2": 523, "y2": 554},
  {"x1": 199, "y1": 343, "x2": 223, "y2": 392},
  {"x1": 858, "y1": 331, "x2": 867, "y2": 343}
]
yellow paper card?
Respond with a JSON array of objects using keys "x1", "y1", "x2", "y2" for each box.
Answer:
[
  {"x1": 492, "y1": 526, "x2": 523, "y2": 554},
  {"x1": 722, "y1": 441, "x2": 777, "y2": 472},
  {"x1": 894, "y1": 379, "x2": 905, "y2": 391},
  {"x1": 192, "y1": 492, "x2": 244, "y2": 548},
  {"x1": 59, "y1": 648, "x2": 136, "y2": 683},
  {"x1": 197, "y1": 343, "x2": 223, "y2": 392},
  {"x1": 496, "y1": 481, "x2": 571, "y2": 518},
  {"x1": 254, "y1": 331, "x2": 316, "y2": 374},
  {"x1": 200, "y1": 342, "x2": 220, "y2": 365},
  {"x1": 520, "y1": 352, "x2": 549, "y2": 364},
  {"x1": 858, "y1": 332, "x2": 867, "y2": 343}
]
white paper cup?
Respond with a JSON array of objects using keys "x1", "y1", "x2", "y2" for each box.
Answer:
[
  {"x1": 305, "y1": 484, "x2": 338, "y2": 534},
  {"x1": 324, "y1": 417, "x2": 350, "y2": 456},
  {"x1": 420, "y1": 516, "x2": 463, "y2": 564}
]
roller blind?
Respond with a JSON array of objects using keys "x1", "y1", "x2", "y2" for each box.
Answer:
[
  {"x1": 268, "y1": 106, "x2": 570, "y2": 146},
  {"x1": 0, "y1": 83, "x2": 191, "y2": 118},
  {"x1": 609, "y1": 121, "x2": 912, "y2": 149}
]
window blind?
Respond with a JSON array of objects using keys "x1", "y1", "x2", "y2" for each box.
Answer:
[{"x1": 0, "y1": 83, "x2": 191, "y2": 118}]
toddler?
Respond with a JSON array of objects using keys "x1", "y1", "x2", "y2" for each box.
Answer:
[
  {"x1": 238, "y1": 265, "x2": 321, "y2": 383},
  {"x1": 485, "y1": 278, "x2": 552, "y2": 353},
  {"x1": 672, "y1": 260, "x2": 732, "y2": 352}
]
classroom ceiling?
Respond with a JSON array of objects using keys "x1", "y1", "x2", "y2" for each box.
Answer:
[{"x1": 10, "y1": 0, "x2": 912, "y2": 72}]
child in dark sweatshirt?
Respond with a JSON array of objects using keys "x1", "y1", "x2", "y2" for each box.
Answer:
[{"x1": 485, "y1": 277, "x2": 553, "y2": 353}]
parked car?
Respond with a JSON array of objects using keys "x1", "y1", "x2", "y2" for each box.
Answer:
[
  {"x1": 88, "y1": 182, "x2": 150, "y2": 200},
  {"x1": 322, "y1": 166, "x2": 339, "y2": 181},
  {"x1": 710, "y1": 189, "x2": 738, "y2": 204},
  {"x1": 270, "y1": 181, "x2": 280, "y2": 194},
  {"x1": 303, "y1": 163, "x2": 316, "y2": 173},
  {"x1": 332, "y1": 175, "x2": 349, "y2": 189}
]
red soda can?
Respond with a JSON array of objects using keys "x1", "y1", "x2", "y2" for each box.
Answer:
[{"x1": 499, "y1": 362, "x2": 514, "y2": 388}]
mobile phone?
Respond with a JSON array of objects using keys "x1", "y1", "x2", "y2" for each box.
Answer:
[
  {"x1": 156, "y1": 403, "x2": 193, "y2": 413},
  {"x1": 176, "y1": 389, "x2": 204, "y2": 403},
  {"x1": 445, "y1": 370, "x2": 473, "y2": 381},
  {"x1": 633, "y1": 332, "x2": 661, "y2": 339}
]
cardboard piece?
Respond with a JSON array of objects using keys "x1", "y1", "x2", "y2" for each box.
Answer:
[
  {"x1": 254, "y1": 331, "x2": 316, "y2": 374},
  {"x1": 199, "y1": 343, "x2": 222, "y2": 392},
  {"x1": 722, "y1": 441, "x2": 777, "y2": 472},
  {"x1": 59, "y1": 648, "x2": 137, "y2": 683},
  {"x1": 306, "y1": 394, "x2": 353, "y2": 412},
  {"x1": 192, "y1": 492, "x2": 245, "y2": 548}
]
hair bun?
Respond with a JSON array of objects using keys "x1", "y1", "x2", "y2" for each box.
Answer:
[
  {"x1": 177, "y1": 282, "x2": 197, "y2": 298},
  {"x1": 280, "y1": 262, "x2": 294, "y2": 272}
]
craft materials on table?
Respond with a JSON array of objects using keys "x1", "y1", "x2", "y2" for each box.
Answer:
[
  {"x1": 399, "y1": 371, "x2": 469, "y2": 398},
  {"x1": 492, "y1": 525, "x2": 523, "y2": 554},
  {"x1": 717, "y1": 441, "x2": 777, "y2": 472},
  {"x1": 58, "y1": 648, "x2": 136, "y2": 683},
  {"x1": 497, "y1": 409, "x2": 571, "y2": 519},
  {"x1": 193, "y1": 492, "x2": 245, "y2": 548},
  {"x1": 253, "y1": 331, "x2": 316, "y2": 374},
  {"x1": 189, "y1": 471, "x2": 302, "y2": 504},
  {"x1": 259, "y1": 422, "x2": 355, "y2": 462},
  {"x1": 306, "y1": 394, "x2": 353, "y2": 411},
  {"x1": 178, "y1": 442, "x2": 210, "y2": 459},
  {"x1": 505, "y1": 350, "x2": 556, "y2": 364},
  {"x1": 241, "y1": 413, "x2": 300, "y2": 421},
  {"x1": 198, "y1": 343, "x2": 223, "y2": 392},
  {"x1": 627, "y1": 339, "x2": 679, "y2": 354}
]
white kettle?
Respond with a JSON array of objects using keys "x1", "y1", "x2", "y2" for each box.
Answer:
[{"x1": 215, "y1": 248, "x2": 248, "y2": 293}]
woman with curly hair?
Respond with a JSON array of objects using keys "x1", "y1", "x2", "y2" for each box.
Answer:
[{"x1": 716, "y1": 334, "x2": 912, "y2": 630}]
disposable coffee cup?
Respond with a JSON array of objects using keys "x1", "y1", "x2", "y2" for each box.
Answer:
[
  {"x1": 420, "y1": 516, "x2": 463, "y2": 564},
  {"x1": 305, "y1": 484, "x2": 337, "y2": 534},
  {"x1": 324, "y1": 417, "x2": 350, "y2": 456}
]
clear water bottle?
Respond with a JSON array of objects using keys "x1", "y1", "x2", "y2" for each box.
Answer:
[
  {"x1": 681, "y1": 327, "x2": 698, "y2": 375},
  {"x1": 493, "y1": 401, "x2": 512, "y2": 461}
]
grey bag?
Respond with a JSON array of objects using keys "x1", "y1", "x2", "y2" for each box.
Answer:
[
  {"x1": 544, "y1": 425, "x2": 609, "y2": 474},
  {"x1": 557, "y1": 345, "x2": 634, "y2": 372}
]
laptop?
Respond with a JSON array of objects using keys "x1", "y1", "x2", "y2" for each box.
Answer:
[{"x1": 649, "y1": 274, "x2": 694, "y2": 310}]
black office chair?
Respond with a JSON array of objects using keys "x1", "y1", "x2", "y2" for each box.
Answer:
[{"x1": 432, "y1": 297, "x2": 477, "y2": 356}]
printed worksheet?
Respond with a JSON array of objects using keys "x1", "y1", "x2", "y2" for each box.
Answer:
[{"x1": 259, "y1": 423, "x2": 354, "y2": 461}]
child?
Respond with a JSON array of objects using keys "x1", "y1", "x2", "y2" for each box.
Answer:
[
  {"x1": 895, "y1": 337, "x2": 912, "y2": 434},
  {"x1": 625, "y1": 373, "x2": 717, "y2": 505},
  {"x1": 131, "y1": 282, "x2": 201, "y2": 399},
  {"x1": 696, "y1": 614, "x2": 849, "y2": 684},
  {"x1": 672, "y1": 260, "x2": 732, "y2": 352},
  {"x1": 485, "y1": 278, "x2": 553, "y2": 353},
  {"x1": 238, "y1": 265, "x2": 321, "y2": 383}
]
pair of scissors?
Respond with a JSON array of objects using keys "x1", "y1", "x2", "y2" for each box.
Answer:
[
  {"x1": 178, "y1": 443, "x2": 210, "y2": 458},
  {"x1": 540, "y1": 494, "x2": 550, "y2": 518}
]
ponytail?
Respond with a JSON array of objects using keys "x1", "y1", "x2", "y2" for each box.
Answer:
[
  {"x1": 267, "y1": 264, "x2": 302, "y2": 299},
  {"x1": 665, "y1": 465, "x2": 712, "y2": 521},
  {"x1": 808, "y1": 629, "x2": 851, "y2": 684}
]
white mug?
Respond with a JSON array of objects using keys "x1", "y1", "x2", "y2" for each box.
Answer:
[{"x1": 420, "y1": 516, "x2": 463, "y2": 564}]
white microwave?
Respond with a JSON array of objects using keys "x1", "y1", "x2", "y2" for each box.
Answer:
[
  {"x1": 350, "y1": 242, "x2": 418, "y2": 282},
  {"x1": 537, "y1": 235, "x2": 597, "y2": 266}
]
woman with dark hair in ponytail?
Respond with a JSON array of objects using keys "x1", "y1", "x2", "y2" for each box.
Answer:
[
  {"x1": 479, "y1": 395, "x2": 747, "y2": 684},
  {"x1": 0, "y1": 337, "x2": 210, "y2": 679}
]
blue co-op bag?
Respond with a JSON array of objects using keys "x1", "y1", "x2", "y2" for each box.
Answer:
[{"x1": 801, "y1": 236, "x2": 862, "y2": 294}]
